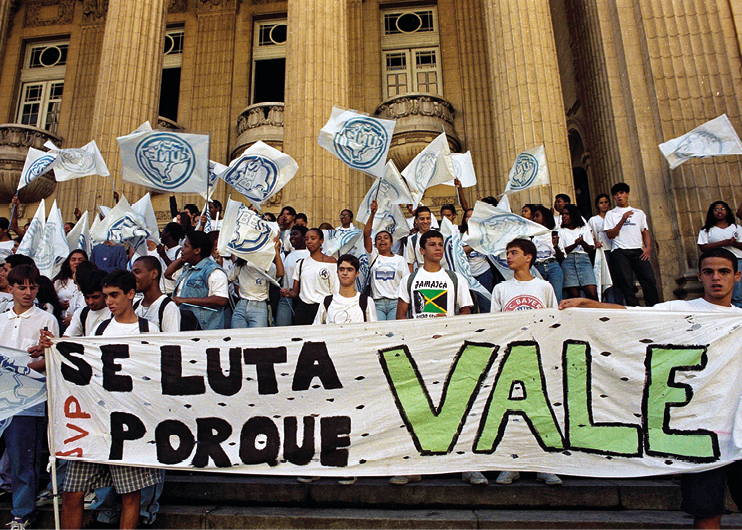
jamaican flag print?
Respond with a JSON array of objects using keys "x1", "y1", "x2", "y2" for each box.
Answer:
[{"x1": 414, "y1": 288, "x2": 448, "y2": 315}]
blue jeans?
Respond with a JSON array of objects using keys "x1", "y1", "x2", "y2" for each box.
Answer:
[
  {"x1": 474, "y1": 268, "x2": 494, "y2": 313},
  {"x1": 231, "y1": 299, "x2": 269, "y2": 328},
  {"x1": 374, "y1": 298, "x2": 398, "y2": 320},
  {"x1": 5, "y1": 415, "x2": 45, "y2": 522},
  {"x1": 535, "y1": 259, "x2": 564, "y2": 302},
  {"x1": 92, "y1": 470, "x2": 166, "y2": 525},
  {"x1": 275, "y1": 297, "x2": 294, "y2": 326}
]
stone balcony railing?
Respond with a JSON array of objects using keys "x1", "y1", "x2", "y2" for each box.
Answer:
[
  {"x1": 157, "y1": 116, "x2": 185, "y2": 130},
  {"x1": 231, "y1": 102, "x2": 284, "y2": 160},
  {"x1": 375, "y1": 93, "x2": 460, "y2": 170},
  {"x1": 0, "y1": 124, "x2": 61, "y2": 203}
]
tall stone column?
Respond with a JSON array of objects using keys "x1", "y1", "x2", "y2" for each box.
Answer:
[
  {"x1": 482, "y1": 0, "x2": 573, "y2": 206},
  {"x1": 0, "y1": 0, "x2": 16, "y2": 80},
  {"x1": 283, "y1": 0, "x2": 350, "y2": 226},
  {"x1": 80, "y1": 0, "x2": 167, "y2": 211}
]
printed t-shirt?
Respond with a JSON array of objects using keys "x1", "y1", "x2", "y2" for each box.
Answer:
[
  {"x1": 490, "y1": 277, "x2": 558, "y2": 312},
  {"x1": 313, "y1": 292, "x2": 378, "y2": 324},
  {"x1": 697, "y1": 225, "x2": 742, "y2": 259},
  {"x1": 292, "y1": 256, "x2": 338, "y2": 304},
  {"x1": 367, "y1": 250, "x2": 407, "y2": 300},
  {"x1": 603, "y1": 207, "x2": 648, "y2": 250},
  {"x1": 396, "y1": 267, "x2": 472, "y2": 318}
]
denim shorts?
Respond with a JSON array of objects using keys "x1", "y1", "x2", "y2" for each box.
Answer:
[{"x1": 561, "y1": 252, "x2": 596, "y2": 288}]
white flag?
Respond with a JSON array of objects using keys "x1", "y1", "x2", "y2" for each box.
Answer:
[
  {"x1": 401, "y1": 132, "x2": 456, "y2": 205},
  {"x1": 90, "y1": 196, "x2": 150, "y2": 252},
  {"x1": 16, "y1": 200, "x2": 45, "y2": 260},
  {"x1": 43, "y1": 140, "x2": 109, "y2": 181},
  {"x1": 66, "y1": 211, "x2": 92, "y2": 255},
  {"x1": 497, "y1": 193, "x2": 511, "y2": 213},
  {"x1": 467, "y1": 200, "x2": 549, "y2": 257},
  {"x1": 318, "y1": 106, "x2": 396, "y2": 178},
  {"x1": 89, "y1": 214, "x2": 104, "y2": 245},
  {"x1": 117, "y1": 128, "x2": 209, "y2": 194},
  {"x1": 35, "y1": 201, "x2": 70, "y2": 279},
  {"x1": 443, "y1": 151, "x2": 477, "y2": 188},
  {"x1": 218, "y1": 141, "x2": 298, "y2": 207},
  {"x1": 440, "y1": 217, "x2": 490, "y2": 300},
  {"x1": 201, "y1": 160, "x2": 228, "y2": 200},
  {"x1": 18, "y1": 148, "x2": 58, "y2": 191},
  {"x1": 132, "y1": 194, "x2": 161, "y2": 246},
  {"x1": 659, "y1": 114, "x2": 742, "y2": 170},
  {"x1": 375, "y1": 204, "x2": 410, "y2": 244},
  {"x1": 357, "y1": 161, "x2": 414, "y2": 224},
  {"x1": 322, "y1": 229, "x2": 363, "y2": 258},
  {"x1": 217, "y1": 198, "x2": 279, "y2": 272},
  {"x1": 504, "y1": 144, "x2": 550, "y2": 193}
]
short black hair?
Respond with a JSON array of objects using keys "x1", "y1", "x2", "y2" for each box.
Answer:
[
  {"x1": 440, "y1": 204, "x2": 456, "y2": 216},
  {"x1": 296, "y1": 213, "x2": 308, "y2": 223},
  {"x1": 414, "y1": 205, "x2": 431, "y2": 219},
  {"x1": 610, "y1": 182, "x2": 630, "y2": 195},
  {"x1": 699, "y1": 248, "x2": 738, "y2": 273},
  {"x1": 375, "y1": 230, "x2": 393, "y2": 244},
  {"x1": 102, "y1": 270, "x2": 136, "y2": 294},
  {"x1": 481, "y1": 196, "x2": 499, "y2": 207},
  {"x1": 7, "y1": 264, "x2": 40, "y2": 286},
  {"x1": 5, "y1": 254, "x2": 35, "y2": 269},
  {"x1": 134, "y1": 255, "x2": 163, "y2": 281},
  {"x1": 337, "y1": 253, "x2": 360, "y2": 272},
  {"x1": 263, "y1": 212, "x2": 277, "y2": 222},
  {"x1": 186, "y1": 231, "x2": 213, "y2": 260},
  {"x1": 307, "y1": 228, "x2": 324, "y2": 240},
  {"x1": 280, "y1": 206, "x2": 297, "y2": 217},
  {"x1": 0, "y1": 217, "x2": 10, "y2": 231},
  {"x1": 340, "y1": 209, "x2": 354, "y2": 220},
  {"x1": 210, "y1": 199, "x2": 223, "y2": 211},
  {"x1": 184, "y1": 204, "x2": 200, "y2": 216},
  {"x1": 164, "y1": 222, "x2": 183, "y2": 241},
  {"x1": 506, "y1": 238, "x2": 537, "y2": 267},
  {"x1": 291, "y1": 225, "x2": 309, "y2": 237},
  {"x1": 419, "y1": 229, "x2": 444, "y2": 248},
  {"x1": 531, "y1": 205, "x2": 556, "y2": 230},
  {"x1": 561, "y1": 204, "x2": 585, "y2": 228},
  {"x1": 80, "y1": 269, "x2": 108, "y2": 296},
  {"x1": 555, "y1": 193, "x2": 571, "y2": 203}
]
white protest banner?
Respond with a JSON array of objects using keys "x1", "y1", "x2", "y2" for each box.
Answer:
[
  {"x1": 66, "y1": 211, "x2": 92, "y2": 254},
  {"x1": 659, "y1": 114, "x2": 742, "y2": 170},
  {"x1": 356, "y1": 161, "x2": 414, "y2": 225},
  {"x1": 35, "y1": 200, "x2": 71, "y2": 278},
  {"x1": 90, "y1": 196, "x2": 150, "y2": 252},
  {"x1": 217, "y1": 198, "x2": 279, "y2": 271},
  {"x1": 440, "y1": 218, "x2": 490, "y2": 300},
  {"x1": 323, "y1": 228, "x2": 363, "y2": 257},
  {"x1": 18, "y1": 148, "x2": 58, "y2": 191},
  {"x1": 16, "y1": 199, "x2": 45, "y2": 259},
  {"x1": 43, "y1": 140, "x2": 110, "y2": 181},
  {"x1": 504, "y1": 144, "x2": 550, "y2": 194},
  {"x1": 218, "y1": 141, "x2": 298, "y2": 208},
  {"x1": 443, "y1": 151, "x2": 477, "y2": 188},
  {"x1": 49, "y1": 309, "x2": 742, "y2": 477},
  {"x1": 117, "y1": 128, "x2": 209, "y2": 194},
  {"x1": 467, "y1": 201, "x2": 549, "y2": 257},
  {"x1": 318, "y1": 106, "x2": 396, "y2": 179},
  {"x1": 402, "y1": 132, "x2": 456, "y2": 205},
  {"x1": 132, "y1": 194, "x2": 161, "y2": 246},
  {"x1": 0, "y1": 348, "x2": 46, "y2": 422}
]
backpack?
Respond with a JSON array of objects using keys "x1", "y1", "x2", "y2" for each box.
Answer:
[
  {"x1": 133, "y1": 297, "x2": 202, "y2": 332},
  {"x1": 321, "y1": 294, "x2": 370, "y2": 323},
  {"x1": 80, "y1": 307, "x2": 91, "y2": 336},
  {"x1": 405, "y1": 268, "x2": 460, "y2": 316},
  {"x1": 95, "y1": 317, "x2": 150, "y2": 335}
]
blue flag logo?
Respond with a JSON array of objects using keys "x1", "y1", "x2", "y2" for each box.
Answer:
[{"x1": 135, "y1": 133, "x2": 196, "y2": 190}]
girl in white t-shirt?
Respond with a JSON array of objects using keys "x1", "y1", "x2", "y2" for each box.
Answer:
[
  {"x1": 698, "y1": 200, "x2": 742, "y2": 307},
  {"x1": 558, "y1": 204, "x2": 598, "y2": 300},
  {"x1": 281, "y1": 228, "x2": 337, "y2": 325},
  {"x1": 230, "y1": 238, "x2": 284, "y2": 328},
  {"x1": 53, "y1": 249, "x2": 88, "y2": 325}
]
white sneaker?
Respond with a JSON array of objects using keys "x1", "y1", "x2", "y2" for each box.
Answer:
[
  {"x1": 296, "y1": 476, "x2": 320, "y2": 483},
  {"x1": 389, "y1": 475, "x2": 422, "y2": 485},
  {"x1": 7, "y1": 518, "x2": 29, "y2": 530},
  {"x1": 495, "y1": 471, "x2": 520, "y2": 484},
  {"x1": 462, "y1": 471, "x2": 488, "y2": 485},
  {"x1": 83, "y1": 490, "x2": 96, "y2": 509},
  {"x1": 536, "y1": 472, "x2": 562, "y2": 485}
]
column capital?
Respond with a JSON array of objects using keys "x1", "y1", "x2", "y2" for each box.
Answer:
[
  {"x1": 81, "y1": 0, "x2": 107, "y2": 24},
  {"x1": 197, "y1": 0, "x2": 237, "y2": 13}
]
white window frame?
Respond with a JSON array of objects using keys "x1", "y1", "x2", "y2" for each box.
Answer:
[
  {"x1": 16, "y1": 39, "x2": 68, "y2": 134},
  {"x1": 251, "y1": 17, "x2": 287, "y2": 104},
  {"x1": 163, "y1": 28, "x2": 184, "y2": 69}
]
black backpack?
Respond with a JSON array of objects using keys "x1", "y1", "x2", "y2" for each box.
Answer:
[
  {"x1": 133, "y1": 297, "x2": 201, "y2": 332},
  {"x1": 321, "y1": 294, "x2": 370, "y2": 323},
  {"x1": 95, "y1": 317, "x2": 150, "y2": 335}
]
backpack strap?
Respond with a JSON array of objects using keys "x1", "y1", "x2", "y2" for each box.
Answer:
[
  {"x1": 133, "y1": 299, "x2": 141, "y2": 310},
  {"x1": 158, "y1": 296, "x2": 174, "y2": 330},
  {"x1": 359, "y1": 293, "x2": 368, "y2": 322},
  {"x1": 80, "y1": 307, "x2": 90, "y2": 336},
  {"x1": 138, "y1": 317, "x2": 149, "y2": 333},
  {"x1": 444, "y1": 269, "x2": 460, "y2": 314},
  {"x1": 405, "y1": 268, "x2": 421, "y2": 318},
  {"x1": 95, "y1": 318, "x2": 112, "y2": 336},
  {"x1": 323, "y1": 294, "x2": 333, "y2": 310}
]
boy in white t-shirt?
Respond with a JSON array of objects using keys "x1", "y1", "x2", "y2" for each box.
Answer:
[
  {"x1": 602, "y1": 182, "x2": 659, "y2": 306},
  {"x1": 314, "y1": 254, "x2": 377, "y2": 325},
  {"x1": 403, "y1": 206, "x2": 434, "y2": 273},
  {"x1": 132, "y1": 256, "x2": 181, "y2": 333},
  {"x1": 64, "y1": 270, "x2": 110, "y2": 337},
  {"x1": 489, "y1": 239, "x2": 562, "y2": 486}
]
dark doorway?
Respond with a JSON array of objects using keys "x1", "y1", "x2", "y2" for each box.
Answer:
[
  {"x1": 253, "y1": 58, "x2": 286, "y2": 103},
  {"x1": 159, "y1": 68, "x2": 181, "y2": 122}
]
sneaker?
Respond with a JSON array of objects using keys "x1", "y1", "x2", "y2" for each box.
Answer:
[
  {"x1": 389, "y1": 475, "x2": 422, "y2": 485},
  {"x1": 36, "y1": 488, "x2": 54, "y2": 506},
  {"x1": 296, "y1": 476, "x2": 320, "y2": 483},
  {"x1": 462, "y1": 471, "x2": 489, "y2": 485},
  {"x1": 83, "y1": 490, "x2": 96, "y2": 509},
  {"x1": 7, "y1": 518, "x2": 29, "y2": 530},
  {"x1": 536, "y1": 472, "x2": 562, "y2": 485},
  {"x1": 338, "y1": 476, "x2": 357, "y2": 485},
  {"x1": 495, "y1": 471, "x2": 520, "y2": 484}
]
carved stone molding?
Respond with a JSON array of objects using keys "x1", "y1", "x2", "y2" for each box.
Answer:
[
  {"x1": 157, "y1": 116, "x2": 185, "y2": 130},
  {"x1": 0, "y1": 124, "x2": 61, "y2": 150},
  {"x1": 0, "y1": 125, "x2": 61, "y2": 203},
  {"x1": 25, "y1": 0, "x2": 75, "y2": 27},
  {"x1": 81, "y1": 0, "x2": 108, "y2": 24},
  {"x1": 197, "y1": 0, "x2": 237, "y2": 12},
  {"x1": 375, "y1": 93, "x2": 455, "y2": 126},
  {"x1": 168, "y1": 0, "x2": 187, "y2": 13},
  {"x1": 232, "y1": 103, "x2": 284, "y2": 160}
]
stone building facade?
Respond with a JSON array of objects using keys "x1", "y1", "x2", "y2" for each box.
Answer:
[{"x1": 0, "y1": 0, "x2": 741, "y2": 301}]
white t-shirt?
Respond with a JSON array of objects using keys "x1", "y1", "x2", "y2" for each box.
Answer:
[
  {"x1": 230, "y1": 263, "x2": 274, "y2": 302},
  {"x1": 653, "y1": 298, "x2": 742, "y2": 313},
  {"x1": 0, "y1": 240, "x2": 14, "y2": 261},
  {"x1": 292, "y1": 257, "x2": 338, "y2": 304},
  {"x1": 588, "y1": 215, "x2": 612, "y2": 251},
  {"x1": 282, "y1": 249, "x2": 310, "y2": 289},
  {"x1": 532, "y1": 233, "x2": 564, "y2": 262},
  {"x1": 490, "y1": 277, "x2": 558, "y2": 312},
  {"x1": 149, "y1": 245, "x2": 181, "y2": 295},
  {"x1": 65, "y1": 306, "x2": 111, "y2": 337},
  {"x1": 313, "y1": 292, "x2": 378, "y2": 324},
  {"x1": 697, "y1": 225, "x2": 742, "y2": 259},
  {"x1": 558, "y1": 225, "x2": 594, "y2": 254},
  {"x1": 54, "y1": 278, "x2": 79, "y2": 317},
  {"x1": 135, "y1": 295, "x2": 181, "y2": 333},
  {"x1": 94, "y1": 317, "x2": 159, "y2": 335},
  {"x1": 397, "y1": 267, "x2": 473, "y2": 318},
  {"x1": 603, "y1": 207, "x2": 649, "y2": 250},
  {"x1": 367, "y1": 250, "x2": 407, "y2": 300},
  {"x1": 404, "y1": 233, "x2": 450, "y2": 271},
  {"x1": 462, "y1": 233, "x2": 490, "y2": 277}
]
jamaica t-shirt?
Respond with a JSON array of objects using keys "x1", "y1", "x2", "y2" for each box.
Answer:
[{"x1": 397, "y1": 268, "x2": 472, "y2": 319}]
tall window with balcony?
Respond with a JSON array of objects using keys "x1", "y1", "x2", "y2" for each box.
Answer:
[
  {"x1": 252, "y1": 19, "x2": 286, "y2": 104},
  {"x1": 16, "y1": 40, "x2": 68, "y2": 135},
  {"x1": 159, "y1": 28, "x2": 184, "y2": 124},
  {"x1": 381, "y1": 8, "x2": 442, "y2": 98}
]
